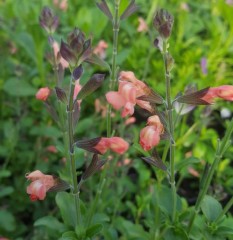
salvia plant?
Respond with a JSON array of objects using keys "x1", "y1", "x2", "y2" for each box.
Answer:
[{"x1": 24, "y1": 1, "x2": 233, "y2": 240}]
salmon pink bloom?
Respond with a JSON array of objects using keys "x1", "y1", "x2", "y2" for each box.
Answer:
[
  {"x1": 73, "y1": 80, "x2": 82, "y2": 107},
  {"x1": 125, "y1": 117, "x2": 136, "y2": 125},
  {"x1": 36, "y1": 87, "x2": 51, "y2": 101},
  {"x1": 53, "y1": 0, "x2": 68, "y2": 11},
  {"x1": 93, "y1": 40, "x2": 108, "y2": 59},
  {"x1": 140, "y1": 115, "x2": 164, "y2": 151},
  {"x1": 46, "y1": 145, "x2": 57, "y2": 153},
  {"x1": 94, "y1": 137, "x2": 129, "y2": 154},
  {"x1": 202, "y1": 85, "x2": 233, "y2": 103},
  {"x1": 106, "y1": 71, "x2": 153, "y2": 117},
  {"x1": 137, "y1": 17, "x2": 148, "y2": 32},
  {"x1": 26, "y1": 170, "x2": 55, "y2": 201}
]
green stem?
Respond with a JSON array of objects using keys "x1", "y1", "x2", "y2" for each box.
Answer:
[
  {"x1": 67, "y1": 76, "x2": 82, "y2": 226},
  {"x1": 85, "y1": 178, "x2": 106, "y2": 227},
  {"x1": 216, "y1": 196, "x2": 233, "y2": 223},
  {"x1": 86, "y1": 0, "x2": 121, "y2": 226},
  {"x1": 187, "y1": 118, "x2": 233, "y2": 233},
  {"x1": 107, "y1": 0, "x2": 120, "y2": 137},
  {"x1": 162, "y1": 40, "x2": 176, "y2": 223}
]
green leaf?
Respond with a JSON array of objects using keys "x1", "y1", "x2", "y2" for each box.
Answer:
[
  {"x1": 34, "y1": 216, "x2": 66, "y2": 233},
  {"x1": 156, "y1": 185, "x2": 182, "y2": 217},
  {"x1": 216, "y1": 226, "x2": 233, "y2": 235},
  {"x1": 164, "y1": 227, "x2": 189, "y2": 240},
  {"x1": 175, "y1": 157, "x2": 200, "y2": 171},
  {"x1": 86, "y1": 223, "x2": 103, "y2": 238},
  {"x1": 114, "y1": 217, "x2": 150, "y2": 239},
  {"x1": 92, "y1": 213, "x2": 110, "y2": 224},
  {"x1": 56, "y1": 192, "x2": 77, "y2": 228},
  {"x1": 0, "y1": 186, "x2": 14, "y2": 198},
  {"x1": 61, "y1": 231, "x2": 78, "y2": 240},
  {"x1": 0, "y1": 170, "x2": 11, "y2": 179},
  {"x1": 3, "y1": 78, "x2": 36, "y2": 97},
  {"x1": 75, "y1": 225, "x2": 86, "y2": 239},
  {"x1": 201, "y1": 195, "x2": 222, "y2": 222},
  {"x1": 16, "y1": 32, "x2": 36, "y2": 62},
  {"x1": 0, "y1": 210, "x2": 16, "y2": 232}
]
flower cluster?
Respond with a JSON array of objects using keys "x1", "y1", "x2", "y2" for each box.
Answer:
[{"x1": 106, "y1": 71, "x2": 153, "y2": 117}]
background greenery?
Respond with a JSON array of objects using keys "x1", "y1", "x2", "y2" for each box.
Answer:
[{"x1": 0, "y1": 0, "x2": 233, "y2": 239}]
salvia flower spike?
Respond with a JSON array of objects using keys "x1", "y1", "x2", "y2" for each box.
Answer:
[
  {"x1": 153, "y1": 9, "x2": 174, "y2": 39},
  {"x1": 39, "y1": 6, "x2": 59, "y2": 34}
]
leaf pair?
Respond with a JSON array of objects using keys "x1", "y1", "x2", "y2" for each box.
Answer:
[{"x1": 96, "y1": 0, "x2": 138, "y2": 22}]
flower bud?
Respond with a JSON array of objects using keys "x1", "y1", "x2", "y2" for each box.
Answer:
[
  {"x1": 36, "y1": 87, "x2": 51, "y2": 101},
  {"x1": 39, "y1": 6, "x2": 59, "y2": 33},
  {"x1": 153, "y1": 9, "x2": 174, "y2": 39},
  {"x1": 60, "y1": 40, "x2": 77, "y2": 66},
  {"x1": 68, "y1": 28, "x2": 85, "y2": 55}
]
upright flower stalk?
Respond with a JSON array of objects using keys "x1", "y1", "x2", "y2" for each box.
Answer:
[
  {"x1": 162, "y1": 40, "x2": 176, "y2": 222},
  {"x1": 107, "y1": 0, "x2": 120, "y2": 137},
  {"x1": 96, "y1": 0, "x2": 138, "y2": 137},
  {"x1": 67, "y1": 72, "x2": 81, "y2": 225},
  {"x1": 154, "y1": 9, "x2": 176, "y2": 222}
]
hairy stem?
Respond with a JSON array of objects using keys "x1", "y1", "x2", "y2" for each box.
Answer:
[
  {"x1": 107, "y1": 0, "x2": 120, "y2": 137},
  {"x1": 162, "y1": 40, "x2": 176, "y2": 223},
  {"x1": 86, "y1": 0, "x2": 122, "y2": 227},
  {"x1": 67, "y1": 76, "x2": 82, "y2": 226}
]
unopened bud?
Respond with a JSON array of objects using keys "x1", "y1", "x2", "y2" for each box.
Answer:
[
  {"x1": 153, "y1": 9, "x2": 174, "y2": 39},
  {"x1": 68, "y1": 28, "x2": 86, "y2": 55},
  {"x1": 76, "y1": 73, "x2": 105, "y2": 100},
  {"x1": 73, "y1": 65, "x2": 83, "y2": 80},
  {"x1": 60, "y1": 40, "x2": 77, "y2": 66},
  {"x1": 39, "y1": 7, "x2": 59, "y2": 33}
]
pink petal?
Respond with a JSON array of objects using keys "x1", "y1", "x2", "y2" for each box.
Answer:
[
  {"x1": 140, "y1": 126, "x2": 161, "y2": 151},
  {"x1": 106, "y1": 91, "x2": 125, "y2": 110}
]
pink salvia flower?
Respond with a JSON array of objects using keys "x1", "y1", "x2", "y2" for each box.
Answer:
[
  {"x1": 73, "y1": 80, "x2": 82, "y2": 100},
  {"x1": 106, "y1": 71, "x2": 153, "y2": 117},
  {"x1": 93, "y1": 40, "x2": 108, "y2": 59},
  {"x1": 108, "y1": 137, "x2": 129, "y2": 154},
  {"x1": 36, "y1": 87, "x2": 51, "y2": 101},
  {"x1": 140, "y1": 115, "x2": 164, "y2": 151},
  {"x1": 53, "y1": 0, "x2": 68, "y2": 11},
  {"x1": 46, "y1": 145, "x2": 57, "y2": 153},
  {"x1": 137, "y1": 17, "x2": 148, "y2": 32},
  {"x1": 94, "y1": 137, "x2": 129, "y2": 154},
  {"x1": 202, "y1": 85, "x2": 233, "y2": 103},
  {"x1": 26, "y1": 170, "x2": 55, "y2": 201},
  {"x1": 73, "y1": 80, "x2": 82, "y2": 106},
  {"x1": 125, "y1": 117, "x2": 136, "y2": 125}
]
